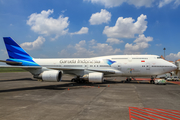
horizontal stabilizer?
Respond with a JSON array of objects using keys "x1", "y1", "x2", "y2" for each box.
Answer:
[
  {"x1": 0, "y1": 65, "x2": 41, "y2": 69},
  {"x1": 0, "y1": 60, "x2": 22, "y2": 65}
]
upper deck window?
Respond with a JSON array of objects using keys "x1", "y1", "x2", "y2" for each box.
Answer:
[
  {"x1": 132, "y1": 58, "x2": 148, "y2": 59},
  {"x1": 157, "y1": 57, "x2": 162, "y2": 59},
  {"x1": 112, "y1": 58, "x2": 128, "y2": 59}
]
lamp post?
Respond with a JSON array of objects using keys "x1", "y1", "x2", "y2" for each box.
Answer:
[{"x1": 163, "y1": 48, "x2": 166, "y2": 59}]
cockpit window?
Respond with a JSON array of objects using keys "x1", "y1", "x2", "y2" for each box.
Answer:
[{"x1": 157, "y1": 57, "x2": 162, "y2": 59}]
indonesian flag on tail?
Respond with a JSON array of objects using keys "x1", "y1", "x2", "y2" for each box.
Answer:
[{"x1": 141, "y1": 60, "x2": 145, "y2": 62}]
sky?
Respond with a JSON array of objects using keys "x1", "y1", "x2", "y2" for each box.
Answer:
[{"x1": 0, "y1": 0, "x2": 180, "y2": 61}]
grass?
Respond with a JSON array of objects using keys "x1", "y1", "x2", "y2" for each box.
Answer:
[{"x1": 0, "y1": 68, "x2": 26, "y2": 72}]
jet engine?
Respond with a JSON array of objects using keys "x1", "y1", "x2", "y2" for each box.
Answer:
[
  {"x1": 36, "y1": 70, "x2": 62, "y2": 82},
  {"x1": 83, "y1": 72, "x2": 104, "y2": 83}
]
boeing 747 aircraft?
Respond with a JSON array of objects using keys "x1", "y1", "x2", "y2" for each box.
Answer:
[{"x1": 0, "y1": 37, "x2": 177, "y2": 83}]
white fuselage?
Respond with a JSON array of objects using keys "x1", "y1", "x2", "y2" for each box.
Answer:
[{"x1": 33, "y1": 55, "x2": 177, "y2": 78}]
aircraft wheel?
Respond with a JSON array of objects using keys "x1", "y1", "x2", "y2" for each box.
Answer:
[
  {"x1": 126, "y1": 78, "x2": 131, "y2": 82},
  {"x1": 71, "y1": 78, "x2": 75, "y2": 82},
  {"x1": 77, "y1": 79, "x2": 81, "y2": 83}
]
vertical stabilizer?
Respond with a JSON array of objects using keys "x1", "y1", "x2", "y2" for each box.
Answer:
[{"x1": 3, "y1": 37, "x2": 39, "y2": 66}]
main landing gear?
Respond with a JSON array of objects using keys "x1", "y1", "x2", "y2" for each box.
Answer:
[
  {"x1": 126, "y1": 77, "x2": 132, "y2": 82},
  {"x1": 71, "y1": 77, "x2": 86, "y2": 83}
]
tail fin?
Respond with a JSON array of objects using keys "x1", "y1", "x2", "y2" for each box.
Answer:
[
  {"x1": 3, "y1": 37, "x2": 32, "y2": 60},
  {"x1": 3, "y1": 37, "x2": 39, "y2": 66}
]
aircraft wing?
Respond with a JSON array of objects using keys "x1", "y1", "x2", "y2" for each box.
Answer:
[
  {"x1": 86, "y1": 69, "x2": 116, "y2": 74},
  {"x1": 0, "y1": 64, "x2": 119, "y2": 74},
  {"x1": 48, "y1": 67, "x2": 117, "y2": 74}
]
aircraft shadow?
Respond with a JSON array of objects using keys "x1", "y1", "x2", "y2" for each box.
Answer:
[
  {"x1": 103, "y1": 80, "x2": 176, "y2": 85},
  {"x1": 104, "y1": 80, "x2": 151, "y2": 84},
  {"x1": 0, "y1": 78, "x2": 36, "y2": 82},
  {"x1": 0, "y1": 83, "x2": 72, "y2": 93},
  {"x1": 0, "y1": 78, "x2": 175, "y2": 93}
]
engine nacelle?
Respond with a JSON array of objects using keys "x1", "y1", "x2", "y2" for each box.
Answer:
[
  {"x1": 38, "y1": 70, "x2": 62, "y2": 82},
  {"x1": 84, "y1": 72, "x2": 104, "y2": 83}
]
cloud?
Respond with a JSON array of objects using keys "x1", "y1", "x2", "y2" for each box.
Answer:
[
  {"x1": 128, "y1": 0, "x2": 155, "y2": 7},
  {"x1": 0, "y1": 0, "x2": 4, "y2": 4},
  {"x1": 85, "y1": 0, "x2": 180, "y2": 8},
  {"x1": 124, "y1": 34, "x2": 153, "y2": 54},
  {"x1": 1, "y1": 49, "x2": 7, "y2": 54},
  {"x1": 58, "y1": 39, "x2": 122, "y2": 58},
  {"x1": 72, "y1": 40, "x2": 96, "y2": 57},
  {"x1": 84, "y1": 0, "x2": 126, "y2": 8},
  {"x1": 133, "y1": 34, "x2": 153, "y2": 43},
  {"x1": 103, "y1": 14, "x2": 147, "y2": 38},
  {"x1": 70, "y1": 27, "x2": 89, "y2": 35},
  {"x1": 61, "y1": 9, "x2": 67, "y2": 13},
  {"x1": 0, "y1": 49, "x2": 8, "y2": 64},
  {"x1": 174, "y1": 0, "x2": 180, "y2": 7},
  {"x1": 166, "y1": 52, "x2": 180, "y2": 61},
  {"x1": 59, "y1": 40, "x2": 95, "y2": 58},
  {"x1": 89, "y1": 39, "x2": 96, "y2": 45},
  {"x1": 156, "y1": 44, "x2": 162, "y2": 46},
  {"x1": 106, "y1": 38, "x2": 123, "y2": 45},
  {"x1": 84, "y1": 0, "x2": 154, "y2": 8},
  {"x1": 89, "y1": 9, "x2": 111, "y2": 25},
  {"x1": 158, "y1": 0, "x2": 180, "y2": 8},
  {"x1": 159, "y1": 0, "x2": 173, "y2": 8},
  {"x1": 27, "y1": 9, "x2": 69, "y2": 40},
  {"x1": 20, "y1": 36, "x2": 45, "y2": 50},
  {"x1": 92, "y1": 43, "x2": 122, "y2": 55}
]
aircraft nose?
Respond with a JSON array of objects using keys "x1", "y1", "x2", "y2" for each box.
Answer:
[
  {"x1": 169, "y1": 63, "x2": 177, "y2": 71},
  {"x1": 173, "y1": 64, "x2": 177, "y2": 70},
  {"x1": 167, "y1": 62, "x2": 177, "y2": 71}
]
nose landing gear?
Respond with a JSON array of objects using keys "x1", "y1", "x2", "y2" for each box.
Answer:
[{"x1": 150, "y1": 76, "x2": 155, "y2": 84}]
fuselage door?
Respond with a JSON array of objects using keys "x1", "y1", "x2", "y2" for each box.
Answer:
[
  {"x1": 84, "y1": 64, "x2": 88, "y2": 69},
  {"x1": 128, "y1": 55, "x2": 132, "y2": 62},
  {"x1": 117, "y1": 64, "x2": 121, "y2": 70},
  {"x1": 146, "y1": 63, "x2": 150, "y2": 70}
]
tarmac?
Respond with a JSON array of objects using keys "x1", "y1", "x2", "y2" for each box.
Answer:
[{"x1": 0, "y1": 72, "x2": 180, "y2": 120}]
